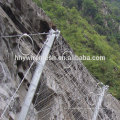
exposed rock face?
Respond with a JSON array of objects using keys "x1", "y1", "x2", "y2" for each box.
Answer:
[
  {"x1": 101, "y1": 2, "x2": 108, "y2": 15},
  {"x1": 0, "y1": 0, "x2": 120, "y2": 120},
  {"x1": 119, "y1": 25, "x2": 120, "y2": 32}
]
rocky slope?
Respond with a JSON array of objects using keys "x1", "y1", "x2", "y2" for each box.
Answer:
[{"x1": 0, "y1": 0, "x2": 120, "y2": 120}]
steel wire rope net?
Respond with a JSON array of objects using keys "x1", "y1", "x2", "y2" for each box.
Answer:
[
  {"x1": 0, "y1": 32, "x2": 119, "y2": 120},
  {"x1": 25, "y1": 36, "x2": 119, "y2": 120},
  {"x1": 26, "y1": 38, "x2": 87, "y2": 120}
]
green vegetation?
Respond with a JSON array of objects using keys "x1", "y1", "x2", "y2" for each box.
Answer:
[{"x1": 33, "y1": 0, "x2": 120, "y2": 100}]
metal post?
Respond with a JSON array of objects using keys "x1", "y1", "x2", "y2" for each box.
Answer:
[
  {"x1": 92, "y1": 85, "x2": 109, "y2": 120},
  {"x1": 18, "y1": 29, "x2": 58, "y2": 120}
]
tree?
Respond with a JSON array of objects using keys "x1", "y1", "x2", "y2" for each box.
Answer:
[
  {"x1": 82, "y1": 0, "x2": 98, "y2": 18},
  {"x1": 77, "y1": 0, "x2": 83, "y2": 10}
]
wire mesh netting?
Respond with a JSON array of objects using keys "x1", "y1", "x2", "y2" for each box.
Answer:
[{"x1": 0, "y1": 33, "x2": 120, "y2": 120}]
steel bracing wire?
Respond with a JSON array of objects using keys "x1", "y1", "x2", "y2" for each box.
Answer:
[{"x1": 0, "y1": 32, "x2": 49, "y2": 38}]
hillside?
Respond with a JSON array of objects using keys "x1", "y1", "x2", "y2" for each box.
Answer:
[
  {"x1": 33, "y1": 0, "x2": 120, "y2": 100},
  {"x1": 0, "y1": 0, "x2": 120, "y2": 119}
]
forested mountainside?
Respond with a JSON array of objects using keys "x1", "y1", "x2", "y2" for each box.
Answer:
[{"x1": 33, "y1": 0, "x2": 120, "y2": 100}]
